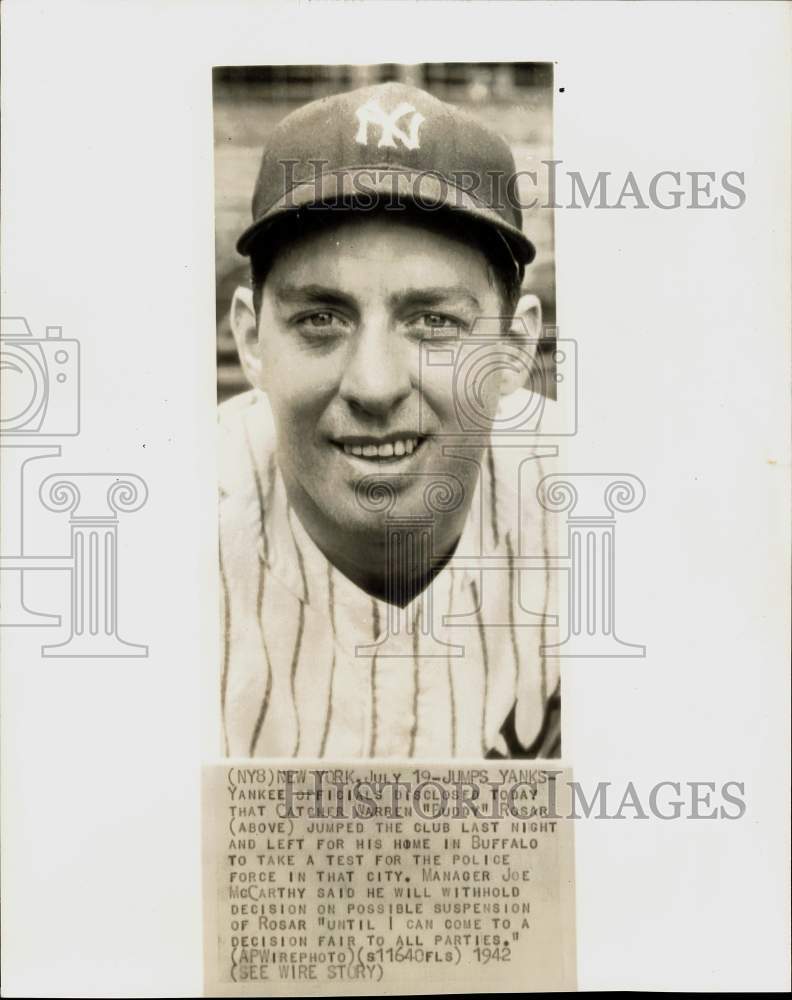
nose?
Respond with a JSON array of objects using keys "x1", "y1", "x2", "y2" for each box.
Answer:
[{"x1": 338, "y1": 322, "x2": 412, "y2": 417}]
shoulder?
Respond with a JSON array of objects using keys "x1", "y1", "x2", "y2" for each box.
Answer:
[
  {"x1": 217, "y1": 390, "x2": 280, "y2": 585},
  {"x1": 486, "y1": 390, "x2": 557, "y2": 553},
  {"x1": 218, "y1": 389, "x2": 277, "y2": 500},
  {"x1": 218, "y1": 386, "x2": 272, "y2": 434}
]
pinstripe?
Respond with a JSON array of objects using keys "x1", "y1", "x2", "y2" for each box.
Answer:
[
  {"x1": 262, "y1": 453, "x2": 277, "y2": 551},
  {"x1": 287, "y1": 505, "x2": 310, "y2": 604},
  {"x1": 536, "y1": 454, "x2": 549, "y2": 704},
  {"x1": 470, "y1": 578, "x2": 489, "y2": 755},
  {"x1": 289, "y1": 602, "x2": 305, "y2": 757},
  {"x1": 445, "y1": 576, "x2": 457, "y2": 756},
  {"x1": 219, "y1": 535, "x2": 231, "y2": 757},
  {"x1": 244, "y1": 421, "x2": 265, "y2": 544},
  {"x1": 286, "y1": 505, "x2": 309, "y2": 756},
  {"x1": 318, "y1": 564, "x2": 337, "y2": 757},
  {"x1": 248, "y1": 555, "x2": 273, "y2": 756},
  {"x1": 537, "y1": 687, "x2": 561, "y2": 757},
  {"x1": 504, "y1": 530, "x2": 520, "y2": 697},
  {"x1": 245, "y1": 425, "x2": 275, "y2": 756},
  {"x1": 487, "y1": 444, "x2": 499, "y2": 548},
  {"x1": 369, "y1": 601, "x2": 380, "y2": 757},
  {"x1": 408, "y1": 602, "x2": 422, "y2": 756},
  {"x1": 539, "y1": 709, "x2": 561, "y2": 757}
]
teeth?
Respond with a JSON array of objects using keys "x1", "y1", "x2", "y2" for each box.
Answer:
[{"x1": 342, "y1": 438, "x2": 419, "y2": 459}]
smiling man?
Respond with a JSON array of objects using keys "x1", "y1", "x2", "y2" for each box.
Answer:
[{"x1": 218, "y1": 82, "x2": 560, "y2": 759}]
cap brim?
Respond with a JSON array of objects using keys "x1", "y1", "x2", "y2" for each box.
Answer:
[{"x1": 236, "y1": 166, "x2": 536, "y2": 266}]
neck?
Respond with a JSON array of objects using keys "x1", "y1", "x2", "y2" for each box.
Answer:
[
  {"x1": 319, "y1": 527, "x2": 461, "y2": 607},
  {"x1": 282, "y1": 472, "x2": 467, "y2": 607}
]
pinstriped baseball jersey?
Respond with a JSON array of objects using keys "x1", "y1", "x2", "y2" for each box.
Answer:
[{"x1": 219, "y1": 389, "x2": 560, "y2": 759}]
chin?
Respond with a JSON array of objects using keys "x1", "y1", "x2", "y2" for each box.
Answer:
[{"x1": 334, "y1": 511, "x2": 391, "y2": 552}]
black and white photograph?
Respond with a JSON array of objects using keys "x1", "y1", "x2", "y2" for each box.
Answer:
[{"x1": 215, "y1": 63, "x2": 564, "y2": 759}]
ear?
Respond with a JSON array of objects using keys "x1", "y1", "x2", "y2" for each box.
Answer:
[
  {"x1": 498, "y1": 292, "x2": 543, "y2": 396},
  {"x1": 230, "y1": 285, "x2": 267, "y2": 390}
]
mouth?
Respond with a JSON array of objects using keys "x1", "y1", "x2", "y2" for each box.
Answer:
[{"x1": 331, "y1": 434, "x2": 427, "y2": 464}]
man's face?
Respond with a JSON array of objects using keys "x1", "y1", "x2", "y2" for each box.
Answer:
[{"x1": 248, "y1": 212, "x2": 515, "y2": 550}]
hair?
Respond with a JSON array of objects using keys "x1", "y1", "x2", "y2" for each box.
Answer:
[{"x1": 248, "y1": 201, "x2": 524, "y2": 328}]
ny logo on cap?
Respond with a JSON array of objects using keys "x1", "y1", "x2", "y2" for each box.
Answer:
[{"x1": 354, "y1": 98, "x2": 425, "y2": 151}]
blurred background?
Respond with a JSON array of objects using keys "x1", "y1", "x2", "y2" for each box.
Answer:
[{"x1": 214, "y1": 63, "x2": 556, "y2": 402}]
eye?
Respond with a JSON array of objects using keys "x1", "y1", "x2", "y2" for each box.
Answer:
[
  {"x1": 420, "y1": 313, "x2": 457, "y2": 329},
  {"x1": 293, "y1": 311, "x2": 350, "y2": 337},
  {"x1": 406, "y1": 313, "x2": 464, "y2": 337}
]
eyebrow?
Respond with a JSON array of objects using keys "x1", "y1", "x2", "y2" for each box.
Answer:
[
  {"x1": 273, "y1": 283, "x2": 482, "y2": 312},
  {"x1": 390, "y1": 287, "x2": 482, "y2": 312},
  {"x1": 273, "y1": 284, "x2": 354, "y2": 309}
]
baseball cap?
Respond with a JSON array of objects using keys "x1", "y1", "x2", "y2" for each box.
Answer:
[{"x1": 236, "y1": 82, "x2": 536, "y2": 270}]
